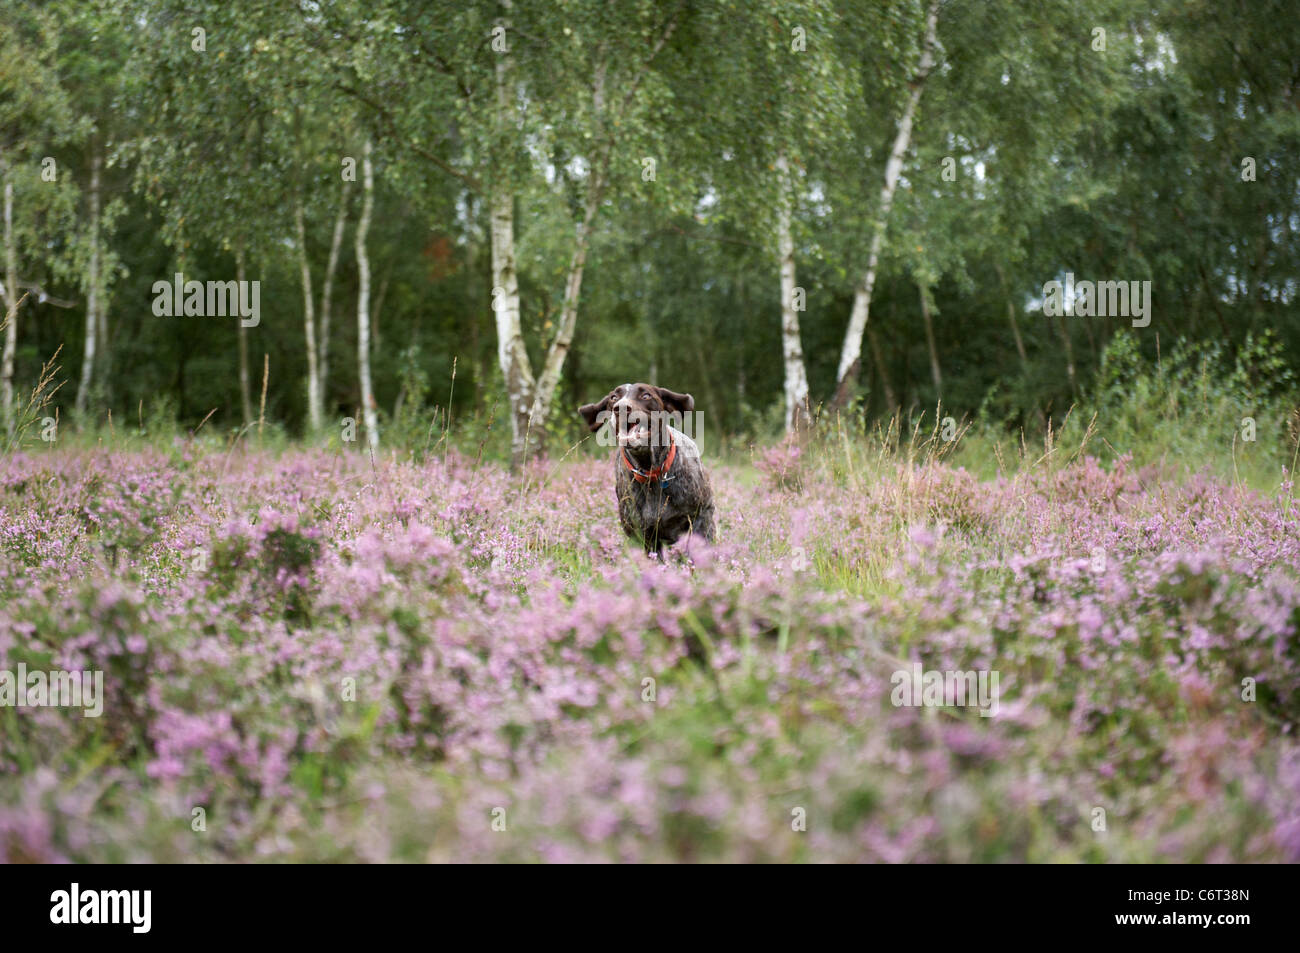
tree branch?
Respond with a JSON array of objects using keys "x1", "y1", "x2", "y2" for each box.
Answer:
[
  {"x1": 334, "y1": 82, "x2": 482, "y2": 192},
  {"x1": 619, "y1": 1, "x2": 687, "y2": 115},
  {"x1": 0, "y1": 281, "x2": 76, "y2": 309}
]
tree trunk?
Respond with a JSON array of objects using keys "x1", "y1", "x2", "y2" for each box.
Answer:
[
  {"x1": 493, "y1": 0, "x2": 676, "y2": 461},
  {"x1": 1056, "y1": 313, "x2": 1077, "y2": 398},
  {"x1": 77, "y1": 152, "x2": 101, "y2": 416},
  {"x1": 867, "y1": 324, "x2": 896, "y2": 412},
  {"x1": 526, "y1": 60, "x2": 613, "y2": 454},
  {"x1": 356, "y1": 140, "x2": 379, "y2": 449},
  {"x1": 294, "y1": 196, "x2": 323, "y2": 432},
  {"x1": 467, "y1": 194, "x2": 484, "y2": 412},
  {"x1": 919, "y1": 281, "x2": 942, "y2": 399},
  {"x1": 372, "y1": 271, "x2": 389, "y2": 352},
  {"x1": 491, "y1": 8, "x2": 536, "y2": 469},
  {"x1": 995, "y1": 262, "x2": 1047, "y2": 429},
  {"x1": 830, "y1": 0, "x2": 940, "y2": 411},
  {"x1": 95, "y1": 234, "x2": 109, "y2": 397},
  {"x1": 776, "y1": 152, "x2": 811, "y2": 434},
  {"x1": 236, "y1": 245, "x2": 253, "y2": 425},
  {"x1": 1082, "y1": 307, "x2": 1097, "y2": 361},
  {"x1": 1004, "y1": 286, "x2": 1028, "y2": 368},
  {"x1": 318, "y1": 181, "x2": 348, "y2": 412},
  {"x1": 1, "y1": 176, "x2": 17, "y2": 429},
  {"x1": 528, "y1": 178, "x2": 601, "y2": 444},
  {"x1": 491, "y1": 187, "x2": 534, "y2": 469}
]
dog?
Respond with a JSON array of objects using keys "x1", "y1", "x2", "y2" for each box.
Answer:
[{"x1": 578, "y1": 383, "x2": 716, "y2": 557}]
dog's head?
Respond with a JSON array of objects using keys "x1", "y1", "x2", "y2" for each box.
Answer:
[{"x1": 578, "y1": 383, "x2": 695, "y2": 450}]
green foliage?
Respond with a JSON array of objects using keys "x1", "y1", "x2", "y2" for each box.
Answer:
[
  {"x1": 1064, "y1": 330, "x2": 1298, "y2": 478},
  {"x1": 0, "y1": 0, "x2": 1294, "y2": 463}
]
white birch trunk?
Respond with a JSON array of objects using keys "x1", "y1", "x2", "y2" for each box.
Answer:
[
  {"x1": 776, "y1": 152, "x2": 811, "y2": 434},
  {"x1": 355, "y1": 140, "x2": 378, "y2": 449},
  {"x1": 492, "y1": 8, "x2": 536, "y2": 468},
  {"x1": 491, "y1": 186, "x2": 534, "y2": 468},
  {"x1": 528, "y1": 59, "x2": 610, "y2": 440},
  {"x1": 529, "y1": 182, "x2": 600, "y2": 433},
  {"x1": 526, "y1": 17, "x2": 677, "y2": 447},
  {"x1": 318, "y1": 181, "x2": 348, "y2": 410},
  {"x1": 95, "y1": 241, "x2": 108, "y2": 389},
  {"x1": 77, "y1": 152, "x2": 101, "y2": 416},
  {"x1": 372, "y1": 273, "x2": 388, "y2": 353},
  {"x1": 294, "y1": 196, "x2": 323, "y2": 432},
  {"x1": 832, "y1": 0, "x2": 940, "y2": 408},
  {"x1": 1, "y1": 177, "x2": 17, "y2": 428}
]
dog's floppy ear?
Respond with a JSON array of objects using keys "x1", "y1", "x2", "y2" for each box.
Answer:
[
  {"x1": 578, "y1": 393, "x2": 614, "y2": 432},
  {"x1": 654, "y1": 387, "x2": 695, "y2": 415}
]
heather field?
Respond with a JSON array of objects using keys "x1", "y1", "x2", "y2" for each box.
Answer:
[{"x1": 2, "y1": 435, "x2": 1298, "y2": 863}]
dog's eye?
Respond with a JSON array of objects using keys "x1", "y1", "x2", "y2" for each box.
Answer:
[{"x1": 641, "y1": 394, "x2": 651, "y2": 401}]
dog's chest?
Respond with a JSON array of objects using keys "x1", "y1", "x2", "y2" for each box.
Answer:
[
  {"x1": 629, "y1": 481, "x2": 678, "y2": 524},
  {"x1": 616, "y1": 470, "x2": 687, "y2": 525}
]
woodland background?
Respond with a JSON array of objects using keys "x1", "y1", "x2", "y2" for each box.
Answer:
[{"x1": 0, "y1": 0, "x2": 1297, "y2": 465}]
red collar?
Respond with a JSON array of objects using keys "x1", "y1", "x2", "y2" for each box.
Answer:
[{"x1": 621, "y1": 432, "x2": 677, "y2": 484}]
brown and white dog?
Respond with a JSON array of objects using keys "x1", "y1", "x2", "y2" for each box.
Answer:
[{"x1": 578, "y1": 383, "x2": 716, "y2": 557}]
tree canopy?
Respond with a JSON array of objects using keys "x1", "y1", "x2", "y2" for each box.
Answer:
[{"x1": 0, "y1": 0, "x2": 1295, "y2": 456}]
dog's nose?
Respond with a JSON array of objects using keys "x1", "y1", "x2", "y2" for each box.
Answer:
[{"x1": 612, "y1": 400, "x2": 641, "y2": 423}]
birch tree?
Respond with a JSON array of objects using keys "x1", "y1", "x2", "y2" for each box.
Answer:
[
  {"x1": 477, "y1": 1, "x2": 687, "y2": 463},
  {"x1": 488, "y1": 4, "x2": 535, "y2": 466},
  {"x1": 776, "y1": 152, "x2": 811, "y2": 432},
  {"x1": 318, "y1": 182, "x2": 349, "y2": 411},
  {"x1": 294, "y1": 194, "x2": 324, "y2": 433},
  {"x1": 830, "y1": 0, "x2": 940, "y2": 412},
  {"x1": 665, "y1": 0, "x2": 856, "y2": 435},
  {"x1": 524, "y1": 4, "x2": 685, "y2": 441},
  {"x1": 315, "y1": 1, "x2": 685, "y2": 462},
  {"x1": 355, "y1": 140, "x2": 379, "y2": 448},
  {"x1": 0, "y1": 4, "x2": 77, "y2": 428},
  {"x1": 1, "y1": 177, "x2": 16, "y2": 428},
  {"x1": 75, "y1": 150, "x2": 101, "y2": 415}
]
